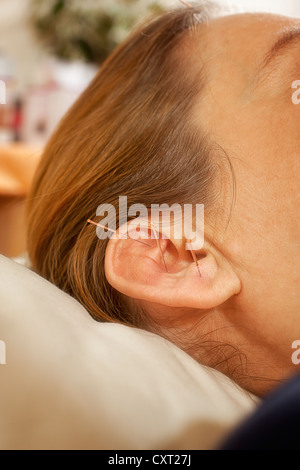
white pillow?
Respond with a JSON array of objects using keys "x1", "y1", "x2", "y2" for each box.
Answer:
[{"x1": 0, "y1": 255, "x2": 257, "y2": 450}]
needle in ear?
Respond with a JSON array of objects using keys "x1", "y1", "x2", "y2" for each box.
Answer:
[
  {"x1": 87, "y1": 219, "x2": 151, "y2": 247},
  {"x1": 187, "y1": 241, "x2": 201, "y2": 278},
  {"x1": 87, "y1": 220, "x2": 169, "y2": 273},
  {"x1": 149, "y1": 223, "x2": 169, "y2": 273}
]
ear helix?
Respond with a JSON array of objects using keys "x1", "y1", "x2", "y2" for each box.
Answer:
[{"x1": 87, "y1": 219, "x2": 201, "y2": 278}]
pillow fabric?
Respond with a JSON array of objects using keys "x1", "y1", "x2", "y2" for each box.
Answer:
[{"x1": 0, "y1": 255, "x2": 257, "y2": 450}]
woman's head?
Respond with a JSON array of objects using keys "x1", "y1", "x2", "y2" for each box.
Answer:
[{"x1": 27, "y1": 4, "x2": 300, "y2": 396}]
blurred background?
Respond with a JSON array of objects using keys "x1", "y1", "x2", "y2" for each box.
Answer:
[{"x1": 0, "y1": 0, "x2": 300, "y2": 258}]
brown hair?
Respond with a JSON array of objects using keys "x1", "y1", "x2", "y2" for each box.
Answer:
[{"x1": 27, "y1": 5, "x2": 218, "y2": 331}]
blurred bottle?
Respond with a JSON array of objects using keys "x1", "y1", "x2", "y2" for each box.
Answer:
[
  {"x1": 12, "y1": 97, "x2": 23, "y2": 142},
  {"x1": 23, "y1": 59, "x2": 97, "y2": 145},
  {"x1": 0, "y1": 51, "x2": 18, "y2": 143}
]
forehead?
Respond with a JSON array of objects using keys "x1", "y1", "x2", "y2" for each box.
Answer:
[
  {"x1": 191, "y1": 13, "x2": 299, "y2": 100},
  {"x1": 197, "y1": 13, "x2": 297, "y2": 68},
  {"x1": 203, "y1": 12, "x2": 296, "y2": 43}
]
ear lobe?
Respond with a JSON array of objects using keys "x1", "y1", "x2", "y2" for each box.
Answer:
[{"x1": 105, "y1": 231, "x2": 241, "y2": 310}]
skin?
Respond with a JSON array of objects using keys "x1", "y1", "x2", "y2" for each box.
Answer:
[
  {"x1": 106, "y1": 13, "x2": 300, "y2": 397},
  {"x1": 195, "y1": 13, "x2": 300, "y2": 394}
]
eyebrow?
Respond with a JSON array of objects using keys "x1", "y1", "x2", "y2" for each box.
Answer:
[{"x1": 259, "y1": 27, "x2": 300, "y2": 74}]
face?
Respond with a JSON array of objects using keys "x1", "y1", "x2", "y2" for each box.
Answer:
[{"x1": 195, "y1": 13, "x2": 300, "y2": 393}]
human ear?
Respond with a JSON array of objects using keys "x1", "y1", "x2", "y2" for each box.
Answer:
[{"x1": 105, "y1": 226, "x2": 241, "y2": 310}]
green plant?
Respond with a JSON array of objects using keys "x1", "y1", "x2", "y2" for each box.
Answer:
[{"x1": 31, "y1": 0, "x2": 165, "y2": 64}]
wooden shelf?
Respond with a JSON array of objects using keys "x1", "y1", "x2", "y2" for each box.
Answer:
[{"x1": 0, "y1": 144, "x2": 41, "y2": 257}]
